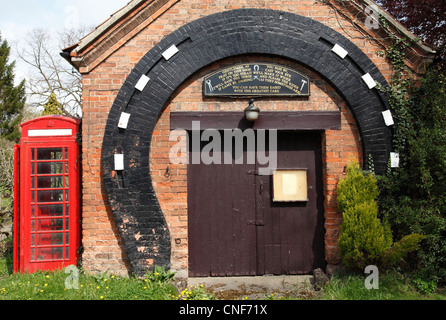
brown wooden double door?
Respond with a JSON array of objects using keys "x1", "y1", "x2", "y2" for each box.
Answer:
[{"x1": 188, "y1": 131, "x2": 325, "y2": 277}]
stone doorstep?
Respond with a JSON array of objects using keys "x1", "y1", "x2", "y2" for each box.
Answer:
[{"x1": 186, "y1": 275, "x2": 316, "y2": 300}]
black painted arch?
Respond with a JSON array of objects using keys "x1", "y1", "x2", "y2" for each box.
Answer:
[{"x1": 102, "y1": 9, "x2": 393, "y2": 275}]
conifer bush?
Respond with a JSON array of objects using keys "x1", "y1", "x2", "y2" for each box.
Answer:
[
  {"x1": 336, "y1": 161, "x2": 379, "y2": 214},
  {"x1": 337, "y1": 161, "x2": 425, "y2": 271},
  {"x1": 337, "y1": 162, "x2": 391, "y2": 270}
]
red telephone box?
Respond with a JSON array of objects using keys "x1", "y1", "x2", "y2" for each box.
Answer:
[{"x1": 14, "y1": 116, "x2": 81, "y2": 273}]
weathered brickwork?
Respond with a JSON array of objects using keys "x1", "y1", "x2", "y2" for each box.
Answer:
[
  {"x1": 77, "y1": 0, "x2": 407, "y2": 276},
  {"x1": 150, "y1": 55, "x2": 362, "y2": 274}
]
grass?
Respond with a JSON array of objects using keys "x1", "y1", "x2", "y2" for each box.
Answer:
[
  {"x1": 318, "y1": 271, "x2": 446, "y2": 300},
  {"x1": 0, "y1": 255, "x2": 217, "y2": 300},
  {"x1": 1, "y1": 253, "x2": 445, "y2": 300},
  {"x1": 0, "y1": 268, "x2": 178, "y2": 300}
]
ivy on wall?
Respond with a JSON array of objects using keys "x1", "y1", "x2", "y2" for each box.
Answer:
[{"x1": 376, "y1": 16, "x2": 446, "y2": 284}]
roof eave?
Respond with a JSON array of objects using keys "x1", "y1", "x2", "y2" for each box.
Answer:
[
  {"x1": 361, "y1": 0, "x2": 436, "y2": 55},
  {"x1": 61, "y1": 0, "x2": 146, "y2": 61},
  {"x1": 61, "y1": 0, "x2": 437, "y2": 73}
]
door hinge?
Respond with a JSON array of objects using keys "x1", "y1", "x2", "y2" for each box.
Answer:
[
  {"x1": 247, "y1": 220, "x2": 264, "y2": 226},
  {"x1": 246, "y1": 170, "x2": 259, "y2": 175}
]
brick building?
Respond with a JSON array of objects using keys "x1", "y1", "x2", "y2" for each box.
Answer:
[{"x1": 62, "y1": 0, "x2": 434, "y2": 278}]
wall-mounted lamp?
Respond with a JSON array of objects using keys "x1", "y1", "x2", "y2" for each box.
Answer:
[{"x1": 245, "y1": 99, "x2": 260, "y2": 121}]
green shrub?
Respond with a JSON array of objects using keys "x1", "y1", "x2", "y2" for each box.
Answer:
[
  {"x1": 336, "y1": 161, "x2": 379, "y2": 214},
  {"x1": 375, "y1": 20, "x2": 446, "y2": 283},
  {"x1": 377, "y1": 67, "x2": 446, "y2": 284},
  {"x1": 338, "y1": 201, "x2": 393, "y2": 270},
  {"x1": 337, "y1": 161, "x2": 424, "y2": 271},
  {"x1": 382, "y1": 233, "x2": 426, "y2": 266},
  {"x1": 412, "y1": 276, "x2": 437, "y2": 295},
  {"x1": 337, "y1": 162, "x2": 392, "y2": 270}
]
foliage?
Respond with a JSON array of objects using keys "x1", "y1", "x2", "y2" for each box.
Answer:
[
  {"x1": 378, "y1": 69, "x2": 446, "y2": 283},
  {"x1": 0, "y1": 33, "x2": 26, "y2": 142},
  {"x1": 336, "y1": 160, "x2": 379, "y2": 214},
  {"x1": 41, "y1": 92, "x2": 63, "y2": 116},
  {"x1": 337, "y1": 161, "x2": 391, "y2": 270},
  {"x1": 177, "y1": 284, "x2": 217, "y2": 300},
  {"x1": 264, "y1": 293, "x2": 284, "y2": 300},
  {"x1": 376, "y1": 18, "x2": 446, "y2": 283},
  {"x1": 0, "y1": 138, "x2": 14, "y2": 231},
  {"x1": 337, "y1": 161, "x2": 424, "y2": 271},
  {"x1": 144, "y1": 265, "x2": 176, "y2": 284},
  {"x1": 0, "y1": 236, "x2": 13, "y2": 276},
  {"x1": 382, "y1": 233, "x2": 427, "y2": 266},
  {"x1": 376, "y1": 0, "x2": 445, "y2": 59},
  {"x1": 412, "y1": 276, "x2": 437, "y2": 295},
  {"x1": 338, "y1": 202, "x2": 392, "y2": 270}
]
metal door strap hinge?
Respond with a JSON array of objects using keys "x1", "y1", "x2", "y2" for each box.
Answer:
[{"x1": 247, "y1": 220, "x2": 264, "y2": 226}]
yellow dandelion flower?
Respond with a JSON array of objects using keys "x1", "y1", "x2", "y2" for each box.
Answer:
[
  {"x1": 100, "y1": 296, "x2": 104, "y2": 299},
  {"x1": 45, "y1": 275, "x2": 49, "y2": 278},
  {"x1": 96, "y1": 286, "x2": 100, "y2": 289},
  {"x1": 44, "y1": 284, "x2": 48, "y2": 287}
]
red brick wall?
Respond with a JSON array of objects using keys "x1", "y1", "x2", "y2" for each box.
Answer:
[
  {"x1": 150, "y1": 56, "x2": 362, "y2": 275},
  {"x1": 80, "y1": 0, "x2": 392, "y2": 275}
]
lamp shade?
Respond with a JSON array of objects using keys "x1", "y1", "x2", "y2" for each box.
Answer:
[{"x1": 245, "y1": 100, "x2": 260, "y2": 121}]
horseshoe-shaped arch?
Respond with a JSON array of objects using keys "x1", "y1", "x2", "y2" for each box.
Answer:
[{"x1": 101, "y1": 9, "x2": 393, "y2": 276}]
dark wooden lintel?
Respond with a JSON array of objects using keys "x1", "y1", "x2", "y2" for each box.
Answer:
[{"x1": 170, "y1": 111, "x2": 341, "y2": 131}]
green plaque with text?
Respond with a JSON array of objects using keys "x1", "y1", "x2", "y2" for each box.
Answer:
[{"x1": 204, "y1": 63, "x2": 310, "y2": 97}]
